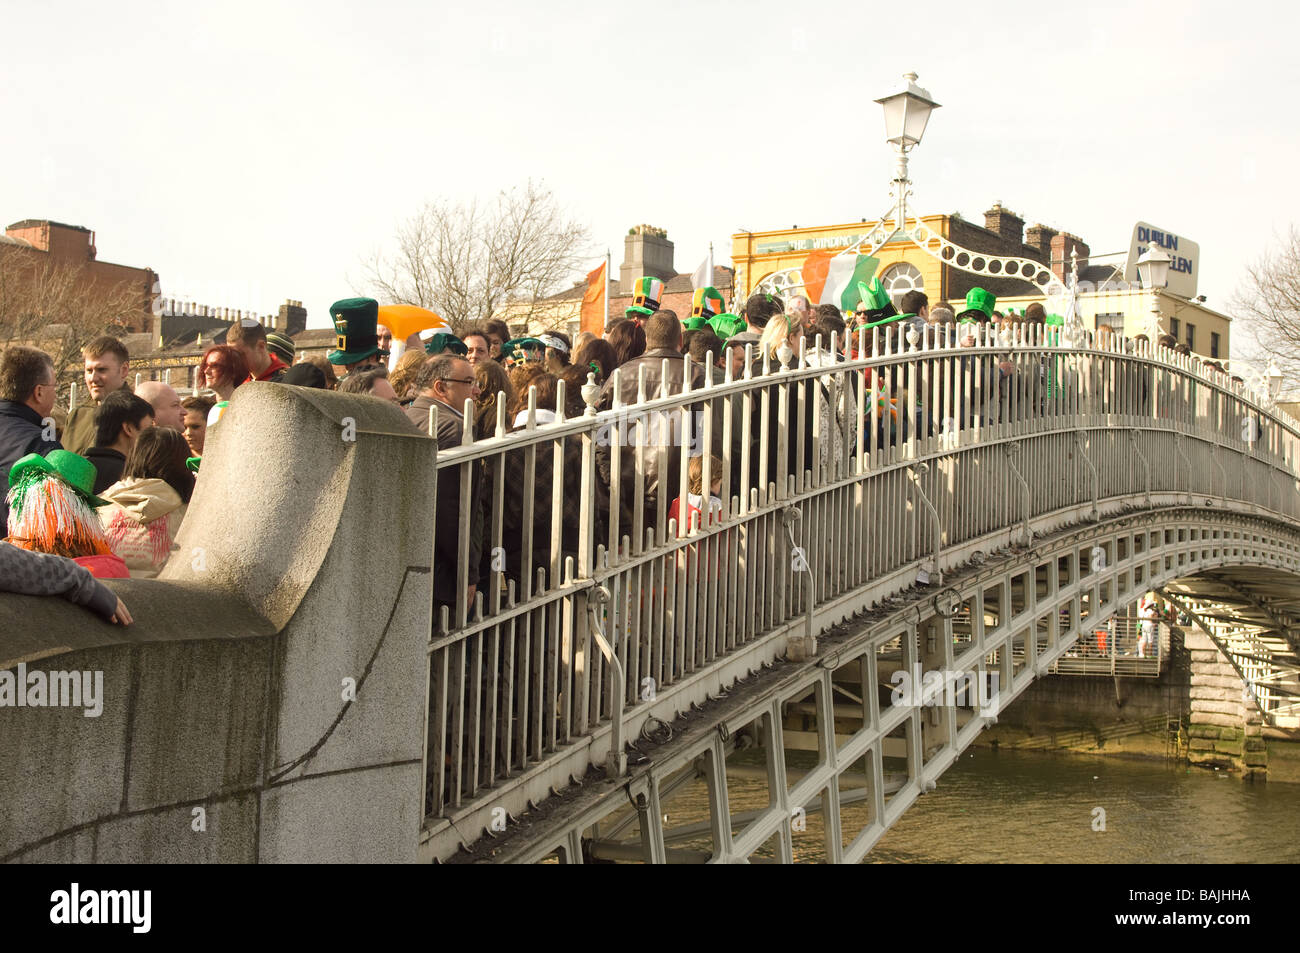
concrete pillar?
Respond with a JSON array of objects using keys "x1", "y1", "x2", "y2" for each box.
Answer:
[{"x1": 1182, "y1": 627, "x2": 1266, "y2": 778}]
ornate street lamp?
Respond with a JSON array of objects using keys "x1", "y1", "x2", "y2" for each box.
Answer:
[
  {"x1": 752, "y1": 72, "x2": 1070, "y2": 336},
  {"x1": 1136, "y1": 244, "x2": 1172, "y2": 344},
  {"x1": 874, "y1": 73, "x2": 940, "y2": 234}
]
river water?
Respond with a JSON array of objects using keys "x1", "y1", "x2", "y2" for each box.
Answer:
[{"x1": 868, "y1": 748, "x2": 1300, "y2": 864}]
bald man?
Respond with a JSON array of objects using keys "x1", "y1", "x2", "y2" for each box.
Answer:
[{"x1": 135, "y1": 380, "x2": 185, "y2": 432}]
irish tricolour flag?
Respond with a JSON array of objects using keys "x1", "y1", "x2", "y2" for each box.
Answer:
[{"x1": 801, "y1": 250, "x2": 879, "y2": 310}]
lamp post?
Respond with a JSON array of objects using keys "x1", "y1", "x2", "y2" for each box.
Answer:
[
  {"x1": 1136, "y1": 244, "x2": 1172, "y2": 346},
  {"x1": 874, "y1": 72, "x2": 940, "y2": 236}
]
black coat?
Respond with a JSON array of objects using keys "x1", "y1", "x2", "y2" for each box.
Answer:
[{"x1": 0, "y1": 400, "x2": 62, "y2": 537}]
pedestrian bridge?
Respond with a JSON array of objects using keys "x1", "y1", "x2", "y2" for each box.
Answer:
[
  {"x1": 424, "y1": 327, "x2": 1300, "y2": 863},
  {"x1": 3, "y1": 327, "x2": 1298, "y2": 864}
]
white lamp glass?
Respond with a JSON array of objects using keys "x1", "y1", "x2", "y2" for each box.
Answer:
[
  {"x1": 1136, "y1": 245, "x2": 1172, "y2": 290},
  {"x1": 875, "y1": 72, "x2": 939, "y2": 147}
]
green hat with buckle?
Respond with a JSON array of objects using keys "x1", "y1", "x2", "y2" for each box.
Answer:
[
  {"x1": 690, "y1": 286, "x2": 725, "y2": 320},
  {"x1": 7, "y1": 449, "x2": 109, "y2": 508},
  {"x1": 956, "y1": 287, "x2": 996, "y2": 323},
  {"x1": 707, "y1": 312, "x2": 747, "y2": 340},
  {"x1": 626, "y1": 276, "x2": 664, "y2": 319},
  {"x1": 500, "y1": 337, "x2": 545, "y2": 367},
  {"x1": 328, "y1": 297, "x2": 390, "y2": 366}
]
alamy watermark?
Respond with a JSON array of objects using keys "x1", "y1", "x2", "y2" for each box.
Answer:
[
  {"x1": 889, "y1": 664, "x2": 1001, "y2": 717},
  {"x1": 0, "y1": 663, "x2": 104, "y2": 717}
]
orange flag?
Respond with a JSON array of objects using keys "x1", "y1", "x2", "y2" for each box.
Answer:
[
  {"x1": 800, "y1": 249, "x2": 834, "y2": 304},
  {"x1": 580, "y1": 261, "x2": 607, "y2": 335}
]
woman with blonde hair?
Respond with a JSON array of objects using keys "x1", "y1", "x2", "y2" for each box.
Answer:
[
  {"x1": 755, "y1": 311, "x2": 804, "y2": 369},
  {"x1": 389, "y1": 349, "x2": 429, "y2": 403}
]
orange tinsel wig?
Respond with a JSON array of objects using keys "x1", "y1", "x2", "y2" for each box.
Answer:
[{"x1": 5, "y1": 468, "x2": 113, "y2": 559}]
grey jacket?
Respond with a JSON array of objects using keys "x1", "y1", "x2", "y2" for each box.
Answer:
[{"x1": 0, "y1": 541, "x2": 119, "y2": 621}]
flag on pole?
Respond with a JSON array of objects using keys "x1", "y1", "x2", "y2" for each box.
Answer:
[
  {"x1": 581, "y1": 261, "x2": 606, "y2": 336},
  {"x1": 801, "y1": 251, "x2": 879, "y2": 311},
  {"x1": 691, "y1": 253, "x2": 711, "y2": 290}
]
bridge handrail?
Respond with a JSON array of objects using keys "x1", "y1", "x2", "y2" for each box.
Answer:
[{"x1": 421, "y1": 321, "x2": 1300, "y2": 826}]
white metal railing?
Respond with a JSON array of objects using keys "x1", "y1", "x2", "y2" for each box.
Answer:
[{"x1": 423, "y1": 323, "x2": 1300, "y2": 821}]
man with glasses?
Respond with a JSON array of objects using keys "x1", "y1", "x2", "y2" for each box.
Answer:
[
  {"x1": 404, "y1": 355, "x2": 483, "y2": 617},
  {"x1": 0, "y1": 346, "x2": 63, "y2": 537}
]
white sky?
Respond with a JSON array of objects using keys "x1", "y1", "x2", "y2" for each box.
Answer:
[{"x1": 5, "y1": 0, "x2": 1298, "y2": 352}]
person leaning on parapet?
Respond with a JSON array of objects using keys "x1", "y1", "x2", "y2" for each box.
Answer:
[
  {"x1": 0, "y1": 540, "x2": 132, "y2": 625},
  {"x1": 227, "y1": 317, "x2": 291, "y2": 383},
  {"x1": 327, "y1": 297, "x2": 390, "y2": 380},
  {"x1": 0, "y1": 346, "x2": 62, "y2": 537},
  {"x1": 86, "y1": 392, "x2": 156, "y2": 494},
  {"x1": 405, "y1": 355, "x2": 484, "y2": 616},
  {"x1": 62, "y1": 336, "x2": 131, "y2": 455},
  {"x1": 135, "y1": 380, "x2": 185, "y2": 432}
]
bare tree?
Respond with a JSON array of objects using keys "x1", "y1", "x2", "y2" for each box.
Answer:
[
  {"x1": 0, "y1": 243, "x2": 148, "y2": 399},
  {"x1": 1234, "y1": 227, "x2": 1300, "y2": 391},
  {"x1": 361, "y1": 180, "x2": 591, "y2": 331}
]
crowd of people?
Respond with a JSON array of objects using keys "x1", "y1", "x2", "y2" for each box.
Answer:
[{"x1": 0, "y1": 276, "x2": 1251, "y2": 629}]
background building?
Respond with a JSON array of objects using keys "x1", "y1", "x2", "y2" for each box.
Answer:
[{"x1": 732, "y1": 203, "x2": 1231, "y2": 358}]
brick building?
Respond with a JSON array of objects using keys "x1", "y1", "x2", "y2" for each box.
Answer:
[{"x1": 1, "y1": 219, "x2": 158, "y2": 333}]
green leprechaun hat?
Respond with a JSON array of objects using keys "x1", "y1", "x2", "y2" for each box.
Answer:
[
  {"x1": 854, "y1": 278, "x2": 898, "y2": 328},
  {"x1": 707, "y1": 312, "x2": 747, "y2": 340},
  {"x1": 500, "y1": 337, "x2": 545, "y2": 367},
  {"x1": 682, "y1": 316, "x2": 710, "y2": 331},
  {"x1": 626, "y1": 276, "x2": 664, "y2": 319},
  {"x1": 8, "y1": 449, "x2": 109, "y2": 508},
  {"x1": 956, "y1": 287, "x2": 996, "y2": 323},
  {"x1": 328, "y1": 297, "x2": 390, "y2": 366},
  {"x1": 421, "y1": 330, "x2": 468, "y2": 356},
  {"x1": 690, "y1": 286, "x2": 725, "y2": 320}
]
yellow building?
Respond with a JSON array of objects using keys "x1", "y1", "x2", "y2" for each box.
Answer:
[{"x1": 732, "y1": 203, "x2": 1231, "y2": 360}]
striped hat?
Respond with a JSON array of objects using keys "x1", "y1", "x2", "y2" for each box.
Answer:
[
  {"x1": 690, "y1": 286, "x2": 725, "y2": 320},
  {"x1": 266, "y1": 331, "x2": 295, "y2": 364},
  {"x1": 626, "y1": 276, "x2": 664, "y2": 319}
]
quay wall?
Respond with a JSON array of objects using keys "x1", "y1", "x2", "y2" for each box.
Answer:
[{"x1": 0, "y1": 386, "x2": 434, "y2": 863}]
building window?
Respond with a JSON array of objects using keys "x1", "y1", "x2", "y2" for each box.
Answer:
[
  {"x1": 1211, "y1": 332, "x2": 1220, "y2": 358},
  {"x1": 1095, "y1": 312, "x2": 1124, "y2": 331},
  {"x1": 880, "y1": 263, "x2": 923, "y2": 308},
  {"x1": 1186, "y1": 323, "x2": 1195, "y2": 350},
  {"x1": 1170, "y1": 317, "x2": 1180, "y2": 339}
]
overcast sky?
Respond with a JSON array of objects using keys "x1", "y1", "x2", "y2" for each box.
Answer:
[{"x1": 5, "y1": 0, "x2": 1298, "y2": 353}]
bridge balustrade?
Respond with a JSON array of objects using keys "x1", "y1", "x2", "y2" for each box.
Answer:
[{"x1": 422, "y1": 322, "x2": 1300, "y2": 841}]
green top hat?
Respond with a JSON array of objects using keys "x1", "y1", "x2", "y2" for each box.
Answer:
[
  {"x1": 422, "y1": 331, "x2": 468, "y2": 356},
  {"x1": 626, "y1": 276, "x2": 664, "y2": 319},
  {"x1": 707, "y1": 312, "x2": 747, "y2": 340},
  {"x1": 691, "y1": 286, "x2": 724, "y2": 320},
  {"x1": 682, "y1": 316, "x2": 710, "y2": 331},
  {"x1": 328, "y1": 297, "x2": 390, "y2": 366},
  {"x1": 956, "y1": 287, "x2": 996, "y2": 323},
  {"x1": 7, "y1": 450, "x2": 109, "y2": 508}
]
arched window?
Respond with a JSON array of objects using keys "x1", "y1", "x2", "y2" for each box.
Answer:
[{"x1": 880, "y1": 263, "x2": 924, "y2": 308}]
